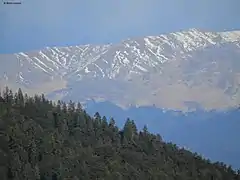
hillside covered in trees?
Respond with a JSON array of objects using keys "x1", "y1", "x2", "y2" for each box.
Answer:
[{"x1": 0, "y1": 87, "x2": 239, "y2": 180}]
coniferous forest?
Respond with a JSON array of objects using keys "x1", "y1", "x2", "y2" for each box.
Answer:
[{"x1": 0, "y1": 87, "x2": 240, "y2": 180}]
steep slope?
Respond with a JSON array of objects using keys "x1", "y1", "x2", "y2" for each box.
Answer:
[
  {"x1": 0, "y1": 28, "x2": 240, "y2": 110},
  {"x1": 85, "y1": 100, "x2": 240, "y2": 169},
  {"x1": 0, "y1": 90, "x2": 240, "y2": 179}
]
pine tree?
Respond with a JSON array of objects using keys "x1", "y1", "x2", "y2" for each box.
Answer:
[{"x1": 17, "y1": 88, "x2": 24, "y2": 107}]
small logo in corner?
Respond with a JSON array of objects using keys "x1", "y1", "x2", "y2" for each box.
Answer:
[{"x1": 3, "y1": 0, "x2": 22, "y2": 4}]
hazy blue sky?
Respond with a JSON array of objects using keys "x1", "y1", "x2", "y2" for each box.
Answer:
[{"x1": 1, "y1": 0, "x2": 240, "y2": 53}]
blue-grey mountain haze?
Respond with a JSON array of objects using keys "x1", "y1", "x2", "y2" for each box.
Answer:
[{"x1": 84, "y1": 100, "x2": 240, "y2": 169}]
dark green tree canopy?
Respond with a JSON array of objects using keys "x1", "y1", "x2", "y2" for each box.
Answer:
[{"x1": 0, "y1": 87, "x2": 239, "y2": 180}]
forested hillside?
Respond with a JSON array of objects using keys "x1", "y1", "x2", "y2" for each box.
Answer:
[{"x1": 0, "y1": 87, "x2": 239, "y2": 180}]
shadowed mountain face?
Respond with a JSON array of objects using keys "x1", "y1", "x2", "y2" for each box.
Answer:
[
  {"x1": 84, "y1": 100, "x2": 240, "y2": 169},
  {"x1": 0, "y1": 28, "x2": 240, "y2": 111}
]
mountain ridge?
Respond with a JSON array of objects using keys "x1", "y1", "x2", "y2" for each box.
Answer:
[
  {"x1": 2, "y1": 28, "x2": 240, "y2": 54},
  {"x1": 0, "y1": 28, "x2": 240, "y2": 111}
]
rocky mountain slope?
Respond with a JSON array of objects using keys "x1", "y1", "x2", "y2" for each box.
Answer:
[{"x1": 0, "y1": 28, "x2": 240, "y2": 111}]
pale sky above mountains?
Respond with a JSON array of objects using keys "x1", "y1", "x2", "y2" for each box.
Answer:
[{"x1": 1, "y1": 0, "x2": 240, "y2": 53}]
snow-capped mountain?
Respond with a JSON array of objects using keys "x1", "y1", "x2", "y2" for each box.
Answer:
[{"x1": 0, "y1": 28, "x2": 240, "y2": 111}]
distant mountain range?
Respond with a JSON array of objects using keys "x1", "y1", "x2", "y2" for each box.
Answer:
[{"x1": 0, "y1": 28, "x2": 240, "y2": 111}]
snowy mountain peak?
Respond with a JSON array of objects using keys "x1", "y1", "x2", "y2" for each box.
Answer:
[{"x1": 0, "y1": 29, "x2": 240, "y2": 111}]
